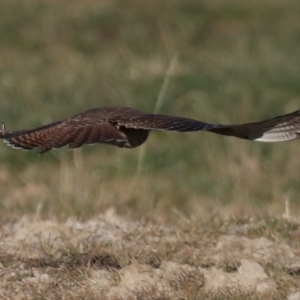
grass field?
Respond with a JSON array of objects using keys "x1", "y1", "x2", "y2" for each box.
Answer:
[{"x1": 1, "y1": 0, "x2": 300, "y2": 298}]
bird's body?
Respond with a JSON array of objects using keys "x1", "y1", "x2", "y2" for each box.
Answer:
[{"x1": 1, "y1": 106, "x2": 300, "y2": 154}]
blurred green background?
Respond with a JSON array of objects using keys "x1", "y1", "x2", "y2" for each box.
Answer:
[{"x1": 0, "y1": 0, "x2": 300, "y2": 222}]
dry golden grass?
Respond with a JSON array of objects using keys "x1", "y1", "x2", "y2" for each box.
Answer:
[{"x1": 1, "y1": 212, "x2": 300, "y2": 299}]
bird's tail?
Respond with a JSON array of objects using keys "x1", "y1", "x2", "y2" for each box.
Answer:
[{"x1": 0, "y1": 120, "x2": 64, "y2": 153}]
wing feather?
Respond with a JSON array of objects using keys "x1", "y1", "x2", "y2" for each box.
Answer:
[
  {"x1": 115, "y1": 109, "x2": 300, "y2": 142},
  {"x1": 0, "y1": 119, "x2": 128, "y2": 153},
  {"x1": 115, "y1": 114, "x2": 213, "y2": 131},
  {"x1": 208, "y1": 110, "x2": 300, "y2": 142},
  {"x1": 1, "y1": 121, "x2": 64, "y2": 153}
]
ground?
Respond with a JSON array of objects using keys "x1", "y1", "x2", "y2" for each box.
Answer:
[{"x1": 1, "y1": 209, "x2": 300, "y2": 299}]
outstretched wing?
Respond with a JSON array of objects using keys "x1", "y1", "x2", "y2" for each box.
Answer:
[
  {"x1": 114, "y1": 113, "x2": 215, "y2": 132},
  {"x1": 115, "y1": 109, "x2": 300, "y2": 142},
  {"x1": 0, "y1": 121, "x2": 66, "y2": 153},
  {"x1": 208, "y1": 110, "x2": 300, "y2": 142},
  {"x1": 0, "y1": 119, "x2": 128, "y2": 153}
]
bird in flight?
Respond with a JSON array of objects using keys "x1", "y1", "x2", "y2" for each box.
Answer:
[{"x1": 0, "y1": 107, "x2": 299, "y2": 154}]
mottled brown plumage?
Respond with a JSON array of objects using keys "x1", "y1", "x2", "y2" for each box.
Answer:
[{"x1": 1, "y1": 107, "x2": 300, "y2": 154}]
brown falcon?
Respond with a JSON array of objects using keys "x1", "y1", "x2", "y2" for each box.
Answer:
[{"x1": 0, "y1": 107, "x2": 300, "y2": 154}]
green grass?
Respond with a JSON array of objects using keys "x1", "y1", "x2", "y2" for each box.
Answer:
[{"x1": 0, "y1": 0, "x2": 300, "y2": 223}]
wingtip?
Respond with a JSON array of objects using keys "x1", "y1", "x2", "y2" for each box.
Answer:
[{"x1": 2, "y1": 122, "x2": 5, "y2": 132}]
